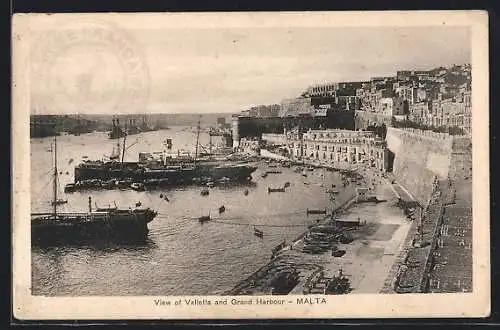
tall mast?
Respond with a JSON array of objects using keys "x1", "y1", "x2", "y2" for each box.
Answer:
[
  {"x1": 52, "y1": 135, "x2": 58, "y2": 217},
  {"x1": 209, "y1": 133, "x2": 213, "y2": 159},
  {"x1": 121, "y1": 124, "x2": 127, "y2": 166},
  {"x1": 194, "y1": 115, "x2": 201, "y2": 166}
]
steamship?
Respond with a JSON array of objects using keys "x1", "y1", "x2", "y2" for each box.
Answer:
[{"x1": 74, "y1": 116, "x2": 257, "y2": 186}]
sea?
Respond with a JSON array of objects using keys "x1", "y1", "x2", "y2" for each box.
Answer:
[{"x1": 30, "y1": 126, "x2": 355, "y2": 296}]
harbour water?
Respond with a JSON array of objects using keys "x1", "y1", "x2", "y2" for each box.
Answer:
[{"x1": 31, "y1": 126, "x2": 352, "y2": 296}]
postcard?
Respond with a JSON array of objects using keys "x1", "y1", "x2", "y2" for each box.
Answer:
[{"x1": 12, "y1": 10, "x2": 489, "y2": 320}]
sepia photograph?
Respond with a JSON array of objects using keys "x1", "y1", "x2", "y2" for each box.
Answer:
[{"x1": 12, "y1": 11, "x2": 489, "y2": 319}]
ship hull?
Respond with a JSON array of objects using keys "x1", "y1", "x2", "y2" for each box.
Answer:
[
  {"x1": 31, "y1": 210, "x2": 157, "y2": 246},
  {"x1": 74, "y1": 162, "x2": 258, "y2": 185}
]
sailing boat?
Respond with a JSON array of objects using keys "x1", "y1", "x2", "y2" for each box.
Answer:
[{"x1": 31, "y1": 135, "x2": 158, "y2": 246}]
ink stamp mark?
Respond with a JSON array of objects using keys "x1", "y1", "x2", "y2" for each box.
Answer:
[{"x1": 30, "y1": 18, "x2": 150, "y2": 114}]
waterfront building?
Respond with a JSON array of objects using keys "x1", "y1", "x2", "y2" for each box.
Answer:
[
  {"x1": 267, "y1": 129, "x2": 389, "y2": 172},
  {"x1": 298, "y1": 129, "x2": 388, "y2": 171},
  {"x1": 238, "y1": 137, "x2": 261, "y2": 156}
]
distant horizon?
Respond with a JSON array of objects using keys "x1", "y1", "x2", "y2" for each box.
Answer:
[{"x1": 30, "y1": 112, "x2": 238, "y2": 117}]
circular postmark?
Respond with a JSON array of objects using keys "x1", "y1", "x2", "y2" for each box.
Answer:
[{"x1": 30, "y1": 17, "x2": 150, "y2": 114}]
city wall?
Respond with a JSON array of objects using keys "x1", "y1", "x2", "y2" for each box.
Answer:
[{"x1": 385, "y1": 127, "x2": 454, "y2": 206}]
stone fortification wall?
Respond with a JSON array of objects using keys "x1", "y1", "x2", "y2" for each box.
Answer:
[{"x1": 385, "y1": 127, "x2": 453, "y2": 206}]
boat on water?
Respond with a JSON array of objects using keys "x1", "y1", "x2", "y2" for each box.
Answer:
[
  {"x1": 199, "y1": 212, "x2": 211, "y2": 223},
  {"x1": 32, "y1": 136, "x2": 158, "y2": 246},
  {"x1": 51, "y1": 199, "x2": 68, "y2": 206},
  {"x1": 306, "y1": 208, "x2": 327, "y2": 215},
  {"x1": 74, "y1": 116, "x2": 257, "y2": 186},
  {"x1": 254, "y1": 226, "x2": 264, "y2": 238},
  {"x1": 201, "y1": 188, "x2": 210, "y2": 196},
  {"x1": 130, "y1": 182, "x2": 145, "y2": 191},
  {"x1": 268, "y1": 187, "x2": 286, "y2": 193}
]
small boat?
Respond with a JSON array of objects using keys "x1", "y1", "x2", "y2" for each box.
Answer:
[
  {"x1": 64, "y1": 183, "x2": 76, "y2": 193},
  {"x1": 101, "y1": 180, "x2": 115, "y2": 189},
  {"x1": 332, "y1": 249, "x2": 346, "y2": 257},
  {"x1": 51, "y1": 199, "x2": 68, "y2": 206},
  {"x1": 219, "y1": 177, "x2": 230, "y2": 184},
  {"x1": 283, "y1": 182, "x2": 290, "y2": 188},
  {"x1": 306, "y1": 208, "x2": 327, "y2": 215},
  {"x1": 326, "y1": 189, "x2": 339, "y2": 194},
  {"x1": 164, "y1": 196, "x2": 170, "y2": 202},
  {"x1": 201, "y1": 188, "x2": 210, "y2": 196},
  {"x1": 130, "y1": 182, "x2": 145, "y2": 191},
  {"x1": 82, "y1": 155, "x2": 88, "y2": 159},
  {"x1": 254, "y1": 226, "x2": 264, "y2": 238},
  {"x1": 266, "y1": 170, "x2": 282, "y2": 174},
  {"x1": 206, "y1": 182, "x2": 215, "y2": 188},
  {"x1": 301, "y1": 171, "x2": 307, "y2": 177},
  {"x1": 307, "y1": 166, "x2": 314, "y2": 171},
  {"x1": 135, "y1": 201, "x2": 142, "y2": 207},
  {"x1": 219, "y1": 205, "x2": 226, "y2": 214},
  {"x1": 199, "y1": 212, "x2": 211, "y2": 223},
  {"x1": 268, "y1": 187, "x2": 285, "y2": 193},
  {"x1": 261, "y1": 173, "x2": 268, "y2": 178},
  {"x1": 244, "y1": 189, "x2": 249, "y2": 196},
  {"x1": 116, "y1": 180, "x2": 130, "y2": 189}
]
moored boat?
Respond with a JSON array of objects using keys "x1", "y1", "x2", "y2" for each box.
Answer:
[
  {"x1": 253, "y1": 226, "x2": 264, "y2": 238},
  {"x1": 199, "y1": 213, "x2": 211, "y2": 223},
  {"x1": 31, "y1": 136, "x2": 157, "y2": 246},
  {"x1": 130, "y1": 182, "x2": 145, "y2": 191},
  {"x1": 268, "y1": 187, "x2": 286, "y2": 193}
]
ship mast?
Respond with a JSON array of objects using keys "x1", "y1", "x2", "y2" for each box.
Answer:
[
  {"x1": 209, "y1": 133, "x2": 213, "y2": 160},
  {"x1": 52, "y1": 135, "x2": 58, "y2": 217},
  {"x1": 121, "y1": 124, "x2": 127, "y2": 166},
  {"x1": 194, "y1": 115, "x2": 201, "y2": 166}
]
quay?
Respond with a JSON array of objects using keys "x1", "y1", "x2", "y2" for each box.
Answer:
[{"x1": 226, "y1": 161, "x2": 411, "y2": 295}]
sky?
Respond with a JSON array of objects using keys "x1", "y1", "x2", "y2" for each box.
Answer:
[{"x1": 28, "y1": 24, "x2": 471, "y2": 115}]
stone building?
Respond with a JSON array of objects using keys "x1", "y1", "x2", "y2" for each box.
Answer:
[{"x1": 284, "y1": 129, "x2": 389, "y2": 172}]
